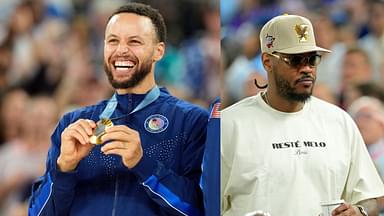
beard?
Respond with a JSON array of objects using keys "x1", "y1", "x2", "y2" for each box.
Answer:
[
  {"x1": 272, "y1": 67, "x2": 314, "y2": 103},
  {"x1": 104, "y1": 57, "x2": 152, "y2": 89}
]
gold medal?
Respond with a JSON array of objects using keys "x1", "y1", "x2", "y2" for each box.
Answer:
[{"x1": 89, "y1": 119, "x2": 113, "y2": 145}]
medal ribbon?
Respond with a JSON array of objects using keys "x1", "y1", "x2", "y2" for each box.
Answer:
[{"x1": 99, "y1": 86, "x2": 160, "y2": 120}]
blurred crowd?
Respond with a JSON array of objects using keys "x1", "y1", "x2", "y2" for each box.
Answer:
[
  {"x1": 221, "y1": 0, "x2": 384, "y2": 212},
  {"x1": 0, "y1": 0, "x2": 219, "y2": 215}
]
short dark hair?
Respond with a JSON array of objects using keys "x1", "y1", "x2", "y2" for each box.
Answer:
[
  {"x1": 345, "y1": 46, "x2": 370, "y2": 65},
  {"x1": 107, "y1": 2, "x2": 167, "y2": 43}
]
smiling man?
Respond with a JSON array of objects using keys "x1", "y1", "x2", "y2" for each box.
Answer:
[
  {"x1": 28, "y1": 3, "x2": 208, "y2": 216},
  {"x1": 221, "y1": 14, "x2": 384, "y2": 216}
]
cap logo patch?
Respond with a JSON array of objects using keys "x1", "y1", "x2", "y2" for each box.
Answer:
[
  {"x1": 295, "y1": 24, "x2": 309, "y2": 42},
  {"x1": 144, "y1": 114, "x2": 169, "y2": 133},
  {"x1": 265, "y1": 34, "x2": 275, "y2": 48}
]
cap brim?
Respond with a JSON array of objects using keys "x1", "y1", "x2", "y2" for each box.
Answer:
[{"x1": 276, "y1": 45, "x2": 331, "y2": 54}]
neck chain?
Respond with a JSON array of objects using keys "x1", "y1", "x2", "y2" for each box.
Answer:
[{"x1": 263, "y1": 91, "x2": 270, "y2": 106}]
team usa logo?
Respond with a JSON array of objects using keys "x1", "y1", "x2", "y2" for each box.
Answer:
[
  {"x1": 144, "y1": 114, "x2": 169, "y2": 133},
  {"x1": 265, "y1": 34, "x2": 275, "y2": 48}
]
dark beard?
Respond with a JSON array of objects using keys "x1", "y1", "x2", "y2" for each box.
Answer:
[
  {"x1": 104, "y1": 59, "x2": 152, "y2": 89},
  {"x1": 273, "y1": 69, "x2": 314, "y2": 103}
]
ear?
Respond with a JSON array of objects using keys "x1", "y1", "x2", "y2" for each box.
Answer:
[
  {"x1": 153, "y1": 42, "x2": 165, "y2": 62},
  {"x1": 262, "y1": 53, "x2": 273, "y2": 72}
]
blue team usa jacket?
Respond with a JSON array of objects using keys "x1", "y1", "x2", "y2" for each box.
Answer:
[
  {"x1": 200, "y1": 98, "x2": 220, "y2": 216},
  {"x1": 28, "y1": 88, "x2": 208, "y2": 216}
]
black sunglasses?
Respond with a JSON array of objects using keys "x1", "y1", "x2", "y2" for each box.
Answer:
[{"x1": 270, "y1": 52, "x2": 322, "y2": 68}]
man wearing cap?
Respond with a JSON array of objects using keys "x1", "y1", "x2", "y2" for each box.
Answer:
[{"x1": 221, "y1": 14, "x2": 384, "y2": 216}]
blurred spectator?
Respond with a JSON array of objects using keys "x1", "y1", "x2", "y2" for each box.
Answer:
[
  {"x1": 359, "y1": 0, "x2": 384, "y2": 82},
  {"x1": 349, "y1": 96, "x2": 384, "y2": 174},
  {"x1": 0, "y1": 37, "x2": 12, "y2": 93},
  {"x1": 312, "y1": 82, "x2": 338, "y2": 105},
  {"x1": 0, "y1": 95, "x2": 58, "y2": 216},
  {"x1": 6, "y1": 1, "x2": 40, "y2": 86},
  {"x1": 180, "y1": 4, "x2": 220, "y2": 106},
  {"x1": 343, "y1": 0, "x2": 370, "y2": 37},
  {"x1": 23, "y1": 18, "x2": 69, "y2": 96},
  {"x1": 348, "y1": 96, "x2": 384, "y2": 212},
  {"x1": 225, "y1": 25, "x2": 262, "y2": 103},
  {"x1": 342, "y1": 47, "x2": 373, "y2": 87},
  {"x1": 355, "y1": 82, "x2": 384, "y2": 102},
  {"x1": 53, "y1": 47, "x2": 112, "y2": 113},
  {"x1": 314, "y1": 14, "x2": 348, "y2": 94},
  {"x1": 343, "y1": 82, "x2": 384, "y2": 109},
  {"x1": 0, "y1": 88, "x2": 29, "y2": 145},
  {"x1": 339, "y1": 46, "x2": 373, "y2": 108}
]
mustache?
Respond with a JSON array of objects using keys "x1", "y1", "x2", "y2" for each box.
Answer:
[
  {"x1": 295, "y1": 75, "x2": 315, "y2": 84},
  {"x1": 110, "y1": 53, "x2": 139, "y2": 62}
]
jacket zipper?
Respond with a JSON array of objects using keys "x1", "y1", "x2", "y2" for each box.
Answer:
[{"x1": 111, "y1": 175, "x2": 119, "y2": 216}]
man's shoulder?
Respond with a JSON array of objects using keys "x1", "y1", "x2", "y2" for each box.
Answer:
[
  {"x1": 308, "y1": 96, "x2": 352, "y2": 120},
  {"x1": 222, "y1": 95, "x2": 258, "y2": 116},
  {"x1": 309, "y1": 96, "x2": 345, "y2": 112}
]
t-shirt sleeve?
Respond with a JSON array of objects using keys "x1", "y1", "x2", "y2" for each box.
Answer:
[{"x1": 342, "y1": 115, "x2": 384, "y2": 204}]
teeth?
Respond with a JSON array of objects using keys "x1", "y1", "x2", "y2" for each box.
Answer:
[{"x1": 114, "y1": 61, "x2": 135, "y2": 67}]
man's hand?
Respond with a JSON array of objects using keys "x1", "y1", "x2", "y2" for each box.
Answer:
[
  {"x1": 57, "y1": 119, "x2": 96, "y2": 172},
  {"x1": 331, "y1": 203, "x2": 360, "y2": 216},
  {"x1": 100, "y1": 125, "x2": 143, "y2": 169}
]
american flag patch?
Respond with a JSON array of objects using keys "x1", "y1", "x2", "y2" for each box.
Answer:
[{"x1": 209, "y1": 102, "x2": 221, "y2": 119}]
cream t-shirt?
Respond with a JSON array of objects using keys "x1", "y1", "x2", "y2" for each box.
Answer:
[{"x1": 221, "y1": 93, "x2": 384, "y2": 216}]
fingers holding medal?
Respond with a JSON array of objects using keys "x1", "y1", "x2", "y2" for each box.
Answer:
[
  {"x1": 90, "y1": 119, "x2": 114, "y2": 145},
  {"x1": 100, "y1": 125, "x2": 143, "y2": 169},
  {"x1": 58, "y1": 119, "x2": 97, "y2": 172},
  {"x1": 63, "y1": 119, "x2": 96, "y2": 145}
]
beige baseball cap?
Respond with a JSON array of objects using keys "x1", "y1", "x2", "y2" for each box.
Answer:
[{"x1": 260, "y1": 14, "x2": 331, "y2": 54}]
